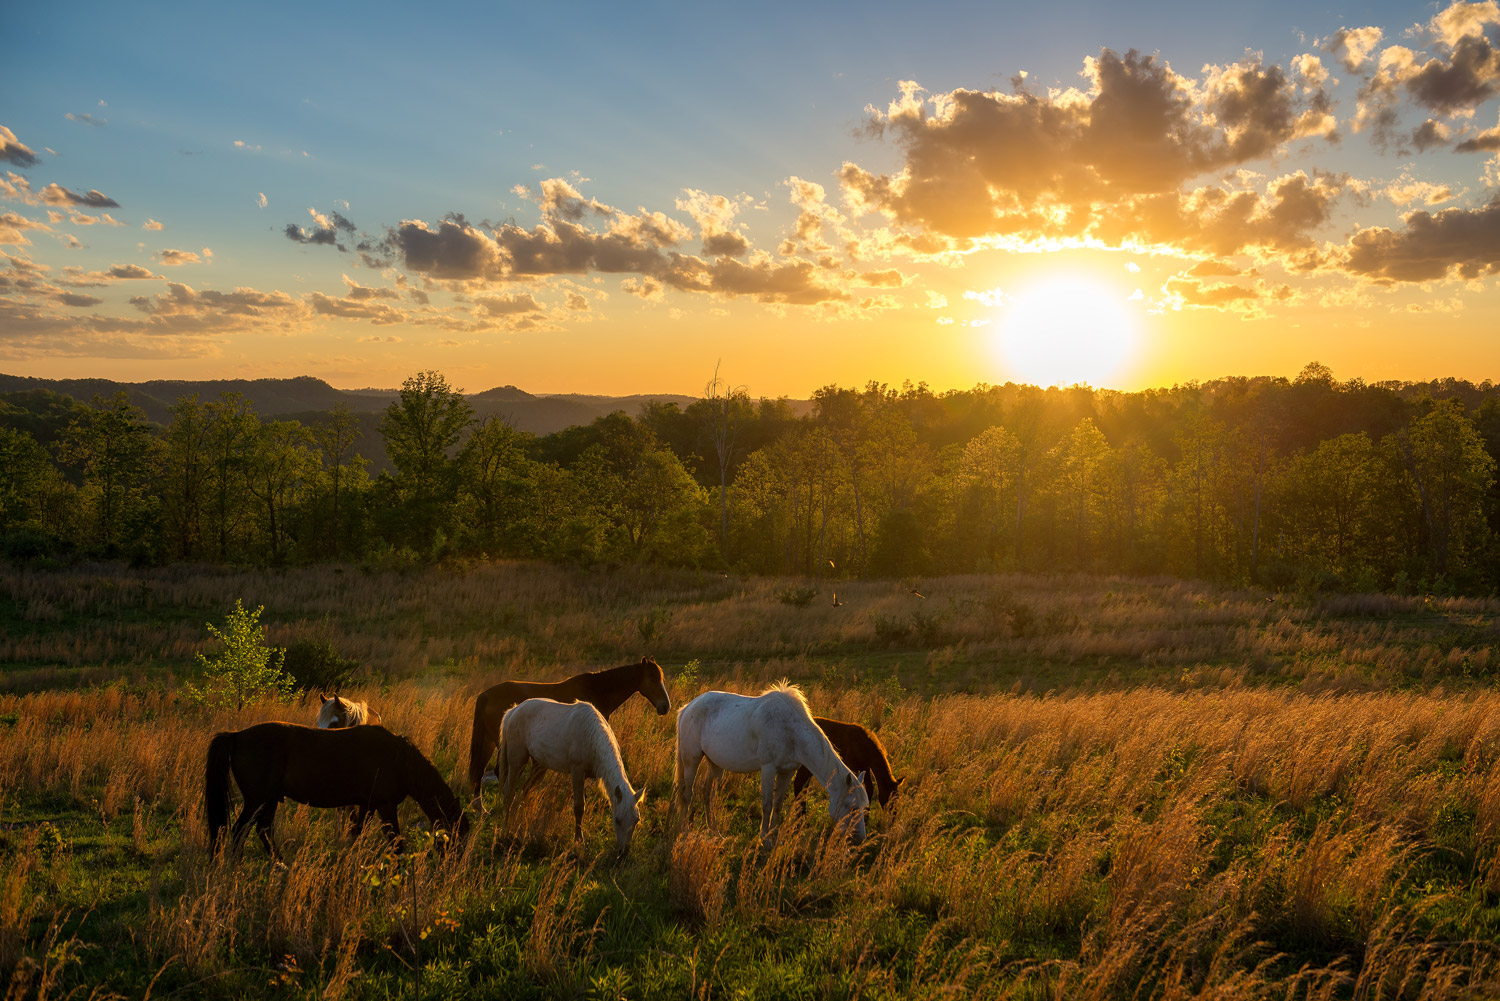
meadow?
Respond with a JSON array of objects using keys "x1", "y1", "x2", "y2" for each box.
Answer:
[{"x1": 2, "y1": 562, "x2": 1499, "y2": 999}]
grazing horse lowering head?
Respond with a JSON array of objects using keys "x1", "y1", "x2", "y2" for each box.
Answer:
[
  {"x1": 636, "y1": 657, "x2": 671, "y2": 716},
  {"x1": 316, "y1": 694, "x2": 380, "y2": 729},
  {"x1": 608, "y1": 781, "x2": 648, "y2": 856},
  {"x1": 825, "y1": 766, "x2": 870, "y2": 845}
]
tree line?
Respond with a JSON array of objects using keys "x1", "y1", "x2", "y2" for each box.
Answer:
[{"x1": 1, "y1": 363, "x2": 1496, "y2": 594}]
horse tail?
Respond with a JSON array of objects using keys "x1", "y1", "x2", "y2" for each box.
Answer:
[
  {"x1": 468, "y1": 692, "x2": 496, "y2": 796},
  {"x1": 205, "y1": 731, "x2": 235, "y2": 854}
]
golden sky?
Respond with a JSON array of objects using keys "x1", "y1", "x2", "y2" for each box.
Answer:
[{"x1": 3, "y1": 1, "x2": 1499, "y2": 396}]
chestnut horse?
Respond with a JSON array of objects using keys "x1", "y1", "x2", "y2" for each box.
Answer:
[
  {"x1": 467, "y1": 657, "x2": 671, "y2": 795},
  {"x1": 793, "y1": 717, "x2": 903, "y2": 810},
  {"x1": 206, "y1": 722, "x2": 468, "y2": 857}
]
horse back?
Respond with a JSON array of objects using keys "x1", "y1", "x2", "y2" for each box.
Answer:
[
  {"x1": 252, "y1": 723, "x2": 415, "y2": 809},
  {"x1": 813, "y1": 717, "x2": 899, "y2": 802}
]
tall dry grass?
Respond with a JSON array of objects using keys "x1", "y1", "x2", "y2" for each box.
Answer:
[{"x1": 4, "y1": 672, "x2": 1499, "y2": 997}]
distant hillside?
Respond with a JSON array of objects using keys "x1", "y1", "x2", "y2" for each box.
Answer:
[{"x1": 0, "y1": 373, "x2": 701, "y2": 436}]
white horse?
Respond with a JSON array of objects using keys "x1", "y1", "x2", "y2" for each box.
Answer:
[
  {"x1": 498, "y1": 698, "x2": 646, "y2": 856},
  {"x1": 315, "y1": 693, "x2": 380, "y2": 728},
  {"x1": 675, "y1": 682, "x2": 869, "y2": 845}
]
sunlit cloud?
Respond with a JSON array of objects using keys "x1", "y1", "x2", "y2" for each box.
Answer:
[{"x1": 0, "y1": 126, "x2": 40, "y2": 168}]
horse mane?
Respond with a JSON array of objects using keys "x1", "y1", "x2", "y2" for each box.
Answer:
[{"x1": 759, "y1": 679, "x2": 810, "y2": 713}]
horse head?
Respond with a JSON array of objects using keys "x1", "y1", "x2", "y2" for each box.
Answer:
[
  {"x1": 609, "y1": 782, "x2": 647, "y2": 857},
  {"x1": 825, "y1": 768, "x2": 870, "y2": 844},
  {"x1": 315, "y1": 694, "x2": 347, "y2": 729},
  {"x1": 639, "y1": 657, "x2": 671, "y2": 716}
]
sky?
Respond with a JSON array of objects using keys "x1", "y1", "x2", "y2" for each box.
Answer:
[{"x1": 3, "y1": 0, "x2": 1499, "y2": 397}]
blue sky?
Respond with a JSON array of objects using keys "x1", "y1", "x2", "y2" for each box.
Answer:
[{"x1": 3, "y1": 1, "x2": 1497, "y2": 395}]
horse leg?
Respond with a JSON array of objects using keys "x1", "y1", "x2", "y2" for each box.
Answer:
[
  {"x1": 771, "y1": 769, "x2": 795, "y2": 831},
  {"x1": 571, "y1": 770, "x2": 586, "y2": 842},
  {"x1": 347, "y1": 806, "x2": 369, "y2": 840},
  {"x1": 674, "y1": 751, "x2": 701, "y2": 824},
  {"x1": 702, "y1": 762, "x2": 723, "y2": 830},
  {"x1": 373, "y1": 803, "x2": 403, "y2": 851},
  {"x1": 790, "y1": 765, "x2": 812, "y2": 816},
  {"x1": 254, "y1": 801, "x2": 280, "y2": 860},
  {"x1": 230, "y1": 800, "x2": 261, "y2": 854},
  {"x1": 759, "y1": 765, "x2": 782, "y2": 844}
]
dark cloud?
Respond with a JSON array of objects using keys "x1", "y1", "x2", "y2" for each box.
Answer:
[
  {"x1": 1455, "y1": 120, "x2": 1500, "y2": 151},
  {"x1": 285, "y1": 222, "x2": 339, "y2": 246},
  {"x1": 1402, "y1": 34, "x2": 1500, "y2": 115},
  {"x1": 1339, "y1": 196, "x2": 1500, "y2": 283},
  {"x1": 702, "y1": 231, "x2": 750, "y2": 257},
  {"x1": 1410, "y1": 119, "x2": 1451, "y2": 151},
  {"x1": 0, "y1": 126, "x2": 40, "y2": 167},
  {"x1": 40, "y1": 184, "x2": 119, "y2": 208},
  {"x1": 58, "y1": 291, "x2": 103, "y2": 307}
]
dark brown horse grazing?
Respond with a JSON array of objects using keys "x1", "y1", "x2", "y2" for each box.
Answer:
[
  {"x1": 792, "y1": 717, "x2": 903, "y2": 810},
  {"x1": 206, "y1": 722, "x2": 469, "y2": 857},
  {"x1": 468, "y1": 657, "x2": 671, "y2": 795}
]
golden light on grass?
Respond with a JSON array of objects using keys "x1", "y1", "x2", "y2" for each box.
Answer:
[{"x1": 994, "y1": 273, "x2": 1141, "y2": 388}]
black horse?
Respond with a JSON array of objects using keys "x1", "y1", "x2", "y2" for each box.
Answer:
[{"x1": 205, "y1": 722, "x2": 468, "y2": 857}]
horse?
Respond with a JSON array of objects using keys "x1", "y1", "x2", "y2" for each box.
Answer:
[
  {"x1": 468, "y1": 657, "x2": 671, "y2": 795},
  {"x1": 793, "y1": 717, "x2": 903, "y2": 811},
  {"x1": 674, "y1": 682, "x2": 869, "y2": 846},
  {"x1": 205, "y1": 722, "x2": 469, "y2": 858},
  {"x1": 497, "y1": 698, "x2": 646, "y2": 857},
  {"x1": 314, "y1": 693, "x2": 381, "y2": 728}
]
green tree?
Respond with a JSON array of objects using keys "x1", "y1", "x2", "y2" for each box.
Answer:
[
  {"x1": 184, "y1": 599, "x2": 296, "y2": 710},
  {"x1": 311, "y1": 402, "x2": 367, "y2": 558},
  {"x1": 55, "y1": 393, "x2": 157, "y2": 553},
  {"x1": 380, "y1": 371, "x2": 474, "y2": 551},
  {"x1": 245, "y1": 419, "x2": 319, "y2": 562},
  {"x1": 1389, "y1": 399, "x2": 1495, "y2": 581}
]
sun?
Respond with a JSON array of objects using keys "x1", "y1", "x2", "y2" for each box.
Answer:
[{"x1": 993, "y1": 274, "x2": 1141, "y2": 388}]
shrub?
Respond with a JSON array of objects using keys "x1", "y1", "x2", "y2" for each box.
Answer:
[
  {"x1": 183, "y1": 600, "x2": 296, "y2": 711},
  {"x1": 775, "y1": 586, "x2": 819, "y2": 608},
  {"x1": 281, "y1": 639, "x2": 362, "y2": 694}
]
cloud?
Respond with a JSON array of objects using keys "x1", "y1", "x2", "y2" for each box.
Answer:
[
  {"x1": 65, "y1": 113, "x2": 107, "y2": 127},
  {"x1": 39, "y1": 184, "x2": 119, "y2": 208},
  {"x1": 142, "y1": 218, "x2": 164, "y2": 231},
  {"x1": 676, "y1": 189, "x2": 750, "y2": 257},
  {"x1": 108, "y1": 264, "x2": 158, "y2": 279},
  {"x1": 1456, "y1": 111, "x2": 1500, "y2": 150},
  {"x1": 0, "y1": 211, "x2": 49, "y2": 246},
  {"x1": 58, "y1": 291, "x2": 103, "y2": 306},
  {"x1": 476, "y1": 292, "x2": 542, "y2": 315},
  {"x1": 129, "y1": 281, "x2": 297, "y2": 318},
  {"x1": 0, "y1": 126, "x2": 40, "y2": 168},
  {"x1": 256, "y1": 193, "x2": 268, "y2": 209},
  {"x1": 1163, "y1": 276, "x2": 1261, "y2": 308},
  {"x1": 1337, "y1": 196, "x2": 1500, "y2": 282},
  {"x1": 156, "y1": 249, "x2": 203, "y2": 266},
  {"x1": 839, "y1": 50, "x2": 1334, "y2": 255},
  {"x1": 286, "y1": 207, "x2": 358, "y2": 248},
  {"x1": 858, "y1": 269, "x2": 905, "y2": 287},
  {"x1": 1323, "y1": 26, "x2": 1383, "y2": 71}
]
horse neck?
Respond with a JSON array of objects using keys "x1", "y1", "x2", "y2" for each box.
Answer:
[
  {"x1": 589, "y1": 722, "x2": 632, "y2": 796},
  {"x1": 792, "y1": 716, "x2": 847, "y2": 786},
  {"x1": 404, "y1": 746, "x2": 458, "y2": 822},
  {"x1": 583, "y1": 663, "x2": 641, "y2": 717}
]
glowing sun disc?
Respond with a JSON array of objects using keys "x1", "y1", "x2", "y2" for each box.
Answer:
[{"x1": 995, "y1": 276, "x2": 1139, "y2": 388}]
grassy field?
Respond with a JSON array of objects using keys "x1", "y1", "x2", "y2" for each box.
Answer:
[{"x1": 2, "y1": 562, "x2": 1499, "y2": 999}]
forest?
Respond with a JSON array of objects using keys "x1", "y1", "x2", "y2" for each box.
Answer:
[{"x1": 1, "y1": 362, "x2": 1497, "y2": 595}]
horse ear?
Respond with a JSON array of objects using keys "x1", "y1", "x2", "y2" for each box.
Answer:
[
  {"x1": 856, "y1": 770, "x2": 867, "y2": 785},
  {"x1": 634, "y1": 787, "x2": 647, "y2": 805},
  {"x1": 896, "y1": 776, "x2": 906, "y2": 790},
  {"x1": 321, "y1": 694, "x2": 331, "y2": 705}
]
